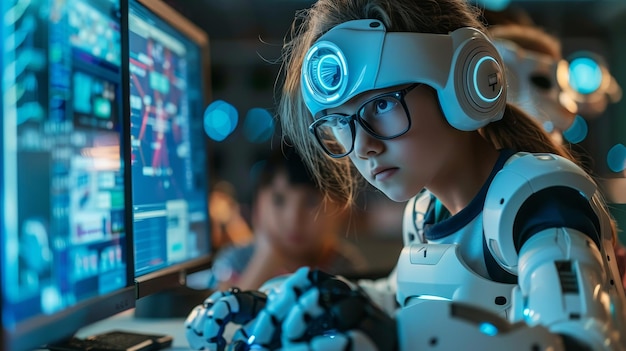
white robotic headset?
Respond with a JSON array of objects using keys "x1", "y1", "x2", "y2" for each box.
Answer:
[{"x1": 301, "y1": 19, "x2": 507, "y2": 131}]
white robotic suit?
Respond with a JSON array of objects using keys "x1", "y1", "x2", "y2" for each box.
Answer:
[{"x1": 394, "y1": 151, "x2": 626, "y2": 350}]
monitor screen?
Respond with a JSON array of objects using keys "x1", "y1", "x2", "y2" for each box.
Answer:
[
  {"x1": 128, "y1": 0, "x2": 211, "y2": 299},
  {"x1": 1, "y1": 0, "x2": 135, "y2": 350}
]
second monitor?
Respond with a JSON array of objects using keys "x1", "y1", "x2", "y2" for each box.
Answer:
[{"x1": 128, "y1": 0, "x2": 212, "y2": 306}]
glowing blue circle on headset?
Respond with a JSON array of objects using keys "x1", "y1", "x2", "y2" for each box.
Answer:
[
  {"x1": 302, "y1": 41, "x2": 348, "y2": 104},
  {"x1": 473, "y1": 56, "x2": 502, "y2": 103}
]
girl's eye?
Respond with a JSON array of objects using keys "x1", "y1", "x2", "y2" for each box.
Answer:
[
  {"x1": 375, "y1": 98, "x2": 391, "y2": 112},
  {"x1": 362, "y1": 96, "x2": 398, "y2": 118}
]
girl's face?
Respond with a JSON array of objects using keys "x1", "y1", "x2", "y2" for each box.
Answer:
[
  {"x1": 254, "y1": 172, "x2": 341, "y2": 255},
  {"x1": 328, "y1": 84, "x2": 458, "y2": 202}
]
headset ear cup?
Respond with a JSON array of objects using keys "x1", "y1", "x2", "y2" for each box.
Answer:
[{"x1": 441, "y1": 28, "x2": 507, "y2": 131}]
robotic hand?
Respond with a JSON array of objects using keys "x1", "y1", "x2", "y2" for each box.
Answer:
[
  {"x1": 184, "y1": 267, "x2": 396, "y2": 351},
  {"x1": 246, "y1": 266, "x2": 398, "y2": 351},
  {"x1": 185, "y1": 288, "x2": 269, "y2": 351}
]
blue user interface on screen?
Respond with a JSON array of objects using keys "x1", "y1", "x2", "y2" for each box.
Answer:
[
  {"x1": 128, "y1": 1, "x2": 210, "y2": 277},
  {"x1": 1, "y1": 0, "x2": 129, "y2": 329}
]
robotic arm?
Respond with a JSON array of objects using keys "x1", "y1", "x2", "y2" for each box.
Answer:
[
  {"x1": 513, "y1": 227, "x2": 623, "y2": 349},
  {"x1": 394, "y1": 152, "x2": 625, "y2": 350},
  {"x1": 483, "y1": 152, "x2": 626, "y2": 350}
]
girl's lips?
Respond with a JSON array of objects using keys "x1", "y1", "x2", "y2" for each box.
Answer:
[{"x1": 374, "y1": 167, "x2": 398, "y2": 181}]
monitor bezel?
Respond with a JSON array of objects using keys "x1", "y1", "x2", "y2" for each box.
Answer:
[
  {"x1": 129, "y1": 0, "x2": 213, "y2": 300},
  {"x1": 2, "y1": 0, "x2": 137, "y2": 349}
]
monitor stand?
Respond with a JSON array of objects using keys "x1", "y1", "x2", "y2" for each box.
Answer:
[{"x1": 134, "y1": 285, "x2": 213, "y2": 319}]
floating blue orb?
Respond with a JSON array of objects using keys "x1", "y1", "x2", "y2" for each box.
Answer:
[
  {"x1": 569, "y1": 56, "x2": 603, "y2": 95},
  {"x1": 562, "y1": 115, "x2": 588, "y2": 144},
  {"x1": 243, "y1": 108, "x2": 275, "y2": 143},
  {"x1": 607, "y1": 144, "x2": 626, "y2": 173},
  {"x1": 204, "y1": 100, "x2": 238, "y2": 142}
]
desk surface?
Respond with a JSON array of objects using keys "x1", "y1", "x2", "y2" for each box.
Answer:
[{"x1": 75, "y1": 309, "x2": 191, "y2": 350}]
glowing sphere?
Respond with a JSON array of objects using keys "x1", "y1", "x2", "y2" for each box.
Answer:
[
  {"x1": 204, "y1": 100, "x2": 238, "y2": 142},
  {"x1": 562, "y1": 115, "x2": 588, "y2": 144},
  {"x1": 569, "y1": 56, "x2": 603, "y2": 95}
]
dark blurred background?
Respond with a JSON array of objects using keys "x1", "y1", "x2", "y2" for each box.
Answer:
[{"x1": 163, "y1": 0, "x2": 626, "y2": 272}]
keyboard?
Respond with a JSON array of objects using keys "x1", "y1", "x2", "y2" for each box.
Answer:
[{"x1": 46, "y1": 330, "x2": 173, "y2": 351}]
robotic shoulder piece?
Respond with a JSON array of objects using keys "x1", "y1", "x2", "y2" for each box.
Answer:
[
  {"x1": 484, "y1": 152, "x2": 626, "y2": 350},
  {"x1": 483, "y1": 151, "x2": 604, "y2": 274}
]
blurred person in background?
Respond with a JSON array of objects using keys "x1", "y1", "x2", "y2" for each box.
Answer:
[
  {"x1": 207, "y1": 143, "x2": 368, "y2": 291},
  {"x1": 208, "y1": 181, "x2": 254, "y2": 250}
]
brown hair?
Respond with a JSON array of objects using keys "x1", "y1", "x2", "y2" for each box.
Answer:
[{"x1": 489, "y1": 23, "x2": 562, "y2": 60}]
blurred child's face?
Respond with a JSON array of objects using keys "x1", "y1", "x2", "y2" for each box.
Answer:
[{"x1": 254, "y1": 172, "x2": 342, "y2": 256}]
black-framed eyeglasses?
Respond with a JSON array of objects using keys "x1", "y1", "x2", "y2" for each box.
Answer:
[{"x1": 308, "y1": 83, "x2": 421, "y2": 158}]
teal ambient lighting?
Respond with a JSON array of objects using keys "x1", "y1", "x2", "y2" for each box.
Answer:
[
  {"x1": 562, "y1": 115, "x2": 588, "y2": 144},
  {"x1": 204, "y1": 100, "x2": 238, "y2": 142},
  {"x1": 479, "y1": 322, "x2": 499, "y2": 336},
  {"x1": 607, "y1": 144, "x2": 626, "y2": 173},
  {"x1": 243, "y1": 107, "x2": 275, "y2": 143},
  {"x1": 569, "y1": 56, "x2": 602, "y2": 95},
  {"x1": 473, "y1": 0, "x2": 511, "y2": 11}
]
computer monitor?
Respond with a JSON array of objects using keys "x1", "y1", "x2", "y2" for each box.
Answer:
[
  {"x1": 1, "y1": 0, "x2": 135, "y2": 350},
  {"x1": 127, "y1": 0, "x2": 213, "y2": 310}
]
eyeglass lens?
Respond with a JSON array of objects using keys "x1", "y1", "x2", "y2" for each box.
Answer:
[{"x1": 313, "y1": 92, "x2": 410, "y2": 157}]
